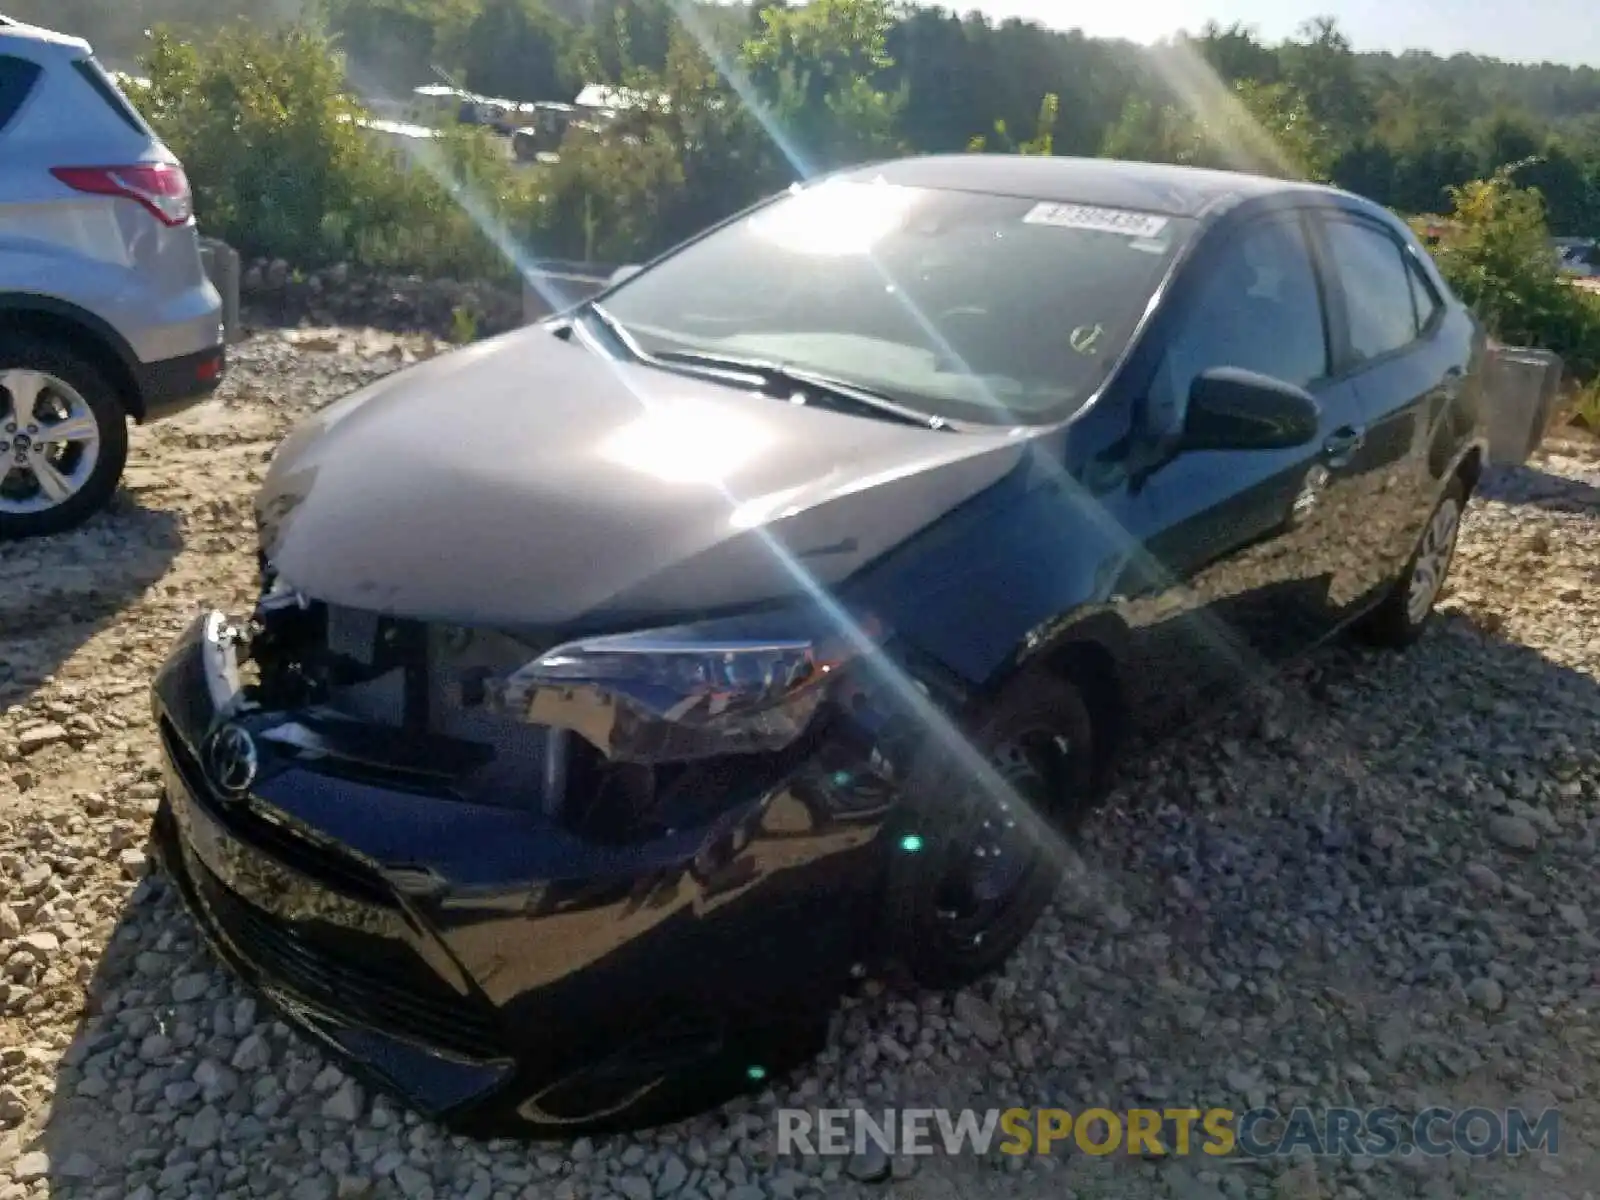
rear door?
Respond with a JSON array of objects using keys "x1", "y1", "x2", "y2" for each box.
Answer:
[{"x1": 1308, "y1": 210, "x2": 1467, "y2": 611}]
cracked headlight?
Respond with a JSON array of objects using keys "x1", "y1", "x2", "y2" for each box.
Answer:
[{"x1": 488, "y1": 610, "x2": 870, "y2": 764}]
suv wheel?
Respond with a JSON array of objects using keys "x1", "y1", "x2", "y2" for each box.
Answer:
[
  {"x1": 1357, "y1": 478, "x2": 1467, "y2": 648},
  {"x1": 883, "y1": 673, "x2": 1096, "y2": 991},
  {"x1": 0, "y1": 335, "x2": 129, "y2": 540}
]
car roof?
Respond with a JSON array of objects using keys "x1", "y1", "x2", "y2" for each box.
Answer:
[
  {"x1": 0, "y1": 16, "x2": 91, "y2": 59},
  {"x1": 838, "y1": 154, "x2": 1352, "y2": 222}
]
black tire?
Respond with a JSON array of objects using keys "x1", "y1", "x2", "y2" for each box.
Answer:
[
  {"x1": 1356, "y1": 477, "x2": 1467, "y2": 649},
  {"x1": 883, "y1": 671, "x2": 1097, "y2": 991},
  {"x1": 0, "y1": 334, "x2": 130, "y2": 540}
]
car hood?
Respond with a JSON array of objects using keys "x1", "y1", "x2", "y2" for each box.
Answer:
[{"x1": 256, "y1": 325, "x2": 1031, "y2": 628}]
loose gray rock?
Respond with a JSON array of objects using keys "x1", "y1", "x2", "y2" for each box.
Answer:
[
  {"x1": 1463, "y1": 862, "x2": 1503, "y2": 893},
  {"x1": 186, "y1": 1104, "x2": 224, "y2": 1150},
  {"x1": 230, "y1": 1033, "x2": 271, "y2": 1072},
  {"x1": 321, "y1": 1079, "x2": 364, "y2": 1123},
  {"x1": 393, "y1": 1163, "x2": 431, "y2": 1198},
  {"x1": 952, "y1": 991, "x2": 1003, "y2": 1045},
  {"x1": 1466, "y1": 977, "x2": 1506, "y2": 1013},
  {"x1": 171, "y1": 972, "x2": 211, "y2": 1003},
  {"x1": 657, "y1": 1155, "x2": 689, "y2": 1196},
  {"x1": 845, "y1": 1145, "x2": 890, "y2": 1183},
  {"x1": 1488, "y1": 813, "x2": 1540, "y2": 852},
  {"x1": 12, "y1": 1150, "x2": 49, "y2": 1182}
]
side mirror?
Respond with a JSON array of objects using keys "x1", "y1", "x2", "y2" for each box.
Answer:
[
  {"x1": 608, "y1": 264, "x2": 642, "y2": 286},
  {"x1": 1182, "y1": 367, "x2": 1320, "y2": 453}
]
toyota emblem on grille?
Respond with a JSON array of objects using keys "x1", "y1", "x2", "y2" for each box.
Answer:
[{"x1": 206, "y1": 724, "x2": 259, "y2": 796}]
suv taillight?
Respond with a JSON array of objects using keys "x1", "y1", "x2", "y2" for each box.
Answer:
[{"x1": 50, "y1": 163, "x2": 194, "y2": 226}]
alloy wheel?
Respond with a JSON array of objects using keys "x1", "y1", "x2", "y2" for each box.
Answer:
[
  {"x1": 931, "y1": 730, "x2": 1070, "y2": 950},
  {"x1": 1405, "y1": 496, "x2": 1462, "y2": 626},
  {"x1": 0, "y1": 368, "x2": 103, "y2": 515}
]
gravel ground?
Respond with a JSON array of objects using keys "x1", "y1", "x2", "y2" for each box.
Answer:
[{"x1": 2, "y1": 329, "x2": 1600, "y2": 1200}]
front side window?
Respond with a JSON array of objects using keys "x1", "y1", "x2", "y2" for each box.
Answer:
[
  {"x1": 599, "y1": 180, "x2": 1197, "y2": 426},
  {"x1": 1146, "y1": 214, "x2": 1328, "y2": 437},
  {"x1": 1406, "y1": 251, "x2": 1444, "y2": 330},
  {"x1": 1320, "y1": 216, "x2": 1419, "y2": 362}
]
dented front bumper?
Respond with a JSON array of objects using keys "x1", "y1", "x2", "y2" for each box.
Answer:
[{"x1": 150, "y1": 610, "x2": 901, "y2": 1135}]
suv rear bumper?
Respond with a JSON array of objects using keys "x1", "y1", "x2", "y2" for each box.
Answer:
[{"x1": 134, "y1": 343, "x2": 225, "y2": 422}]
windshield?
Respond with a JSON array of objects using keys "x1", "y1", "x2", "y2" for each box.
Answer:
[{"x1": 598, "y1": 179, "x2": 1195, "y2": 426}]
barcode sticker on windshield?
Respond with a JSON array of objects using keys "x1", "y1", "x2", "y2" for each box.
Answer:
[{"x1": 1024, "y1": 202, "x2": 1169, "y2": 239}]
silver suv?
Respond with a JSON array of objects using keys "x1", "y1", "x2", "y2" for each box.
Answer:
[{"x1": 0, "y1": 16, "x2": 225, "y2": 539}]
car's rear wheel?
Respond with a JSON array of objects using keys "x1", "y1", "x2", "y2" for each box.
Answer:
[
  {"x1": 1357, "y1": 477, "x2": 1467, "y2": 648},
  {"x1": 883, "y1": 672, "x2": 1096, "y2": 991},
  {"x1": 0, "y1": 335, "x2": 129, "y2": 540}
]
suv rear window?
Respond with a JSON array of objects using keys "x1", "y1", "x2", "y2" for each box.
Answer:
[
  {"x1": 72, "y1": 56, "x2": 150, "y2": 135},
  {"x1": 0, "y1": 54, "x2": 42, "y2": 132}
]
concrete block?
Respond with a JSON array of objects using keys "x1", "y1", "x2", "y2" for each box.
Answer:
[
  {"x1": 1483, "y1": 346, "x2": 1563, "y2": 466},
  {"x1": 199, "y1": 236, "x2": 243, "y2": 344}
]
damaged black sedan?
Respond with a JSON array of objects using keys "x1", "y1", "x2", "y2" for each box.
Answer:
[{"x1": 150, "y1": 155, "x2": 1488, "y2": 1136}]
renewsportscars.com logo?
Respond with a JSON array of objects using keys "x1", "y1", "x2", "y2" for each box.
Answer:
[{"x1": 776, "y1": 1107, "x2": 1561, "y2": 1159}]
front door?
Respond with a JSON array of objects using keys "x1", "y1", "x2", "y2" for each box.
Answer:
[{"x1": 1118, "y1": 210, "x2": 1370, "y2": 690}]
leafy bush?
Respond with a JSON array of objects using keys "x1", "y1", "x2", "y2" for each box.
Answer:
[
  {"x1": 1570, "y1": 377, "x2": 1600, "y2": 432},
  {"x1": 130, "y1": 24, "x2": 535, "y2": 279},
  {"x1": 1418, "y1": 164, "x2": 1600, "y2": 379}
]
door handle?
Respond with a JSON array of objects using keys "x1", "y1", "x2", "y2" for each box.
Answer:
[{"x1": 1322, "y1": 425, "x2": 1365, "y2": 467}]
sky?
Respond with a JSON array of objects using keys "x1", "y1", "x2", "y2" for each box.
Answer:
[{"x1": 976, "y1": 0, "x2": 1600, "y2": 68}]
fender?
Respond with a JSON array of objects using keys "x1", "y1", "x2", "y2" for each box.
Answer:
[
  {"x1": 1012, "y1": 606, "x2": 1133, "y2": 679},
  {"x1": 1442, "y1": 436, "x2": 1490, "y2": 498},
  {"x1": 0, "y1": 291, "x2": 144, "y2": 412},
  {"x1": 0, "y1": 292, "x2": 141, "y2": 372}
]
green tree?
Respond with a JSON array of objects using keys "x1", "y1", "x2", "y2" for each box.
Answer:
[
  {"x1": 1190, "y1": 21, "x2": 1281, "y2": 86},
  {"x1": 458, "y1": 0, "x2": 574, "y2": 101},
  {"x1": 317, "y1": 0, "x2": 478, "y2": 91},
  {"x1": 1101, "y1": 78, "x2": 1331, "y2": 181},
  {"x1": 969, "y1": 92, "x2": 1058, "y2": 156},
  {"x1": 1229, "y1": 78, "x2": 1336, "y2": 181},
  {"x1": 1100, "y1": 96, "x2": 1205, "y2": 166},
  {"x1": 742, "y1": 0, "x2": 904, "y2": 175},
  {"x1": 1280, "y1": 16, "x2": 1371, "y2": 140}
]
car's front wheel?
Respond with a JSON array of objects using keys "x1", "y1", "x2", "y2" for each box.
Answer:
[
  {"x1": 883, "y1": 672, "x2": 1096, "y2": 991},
  {"x1": 1358, "y1": 477, "x2": 1467, "y2": 648},
  {"x1": 0, "y1": 335, "x2": 129, "y2": 540}
]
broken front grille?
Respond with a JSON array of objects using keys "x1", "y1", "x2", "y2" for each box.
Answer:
[{"x1": 250, "y1": 594, "x2": 570, "y2": 814}]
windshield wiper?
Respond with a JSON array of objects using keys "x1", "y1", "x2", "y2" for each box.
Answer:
[
  {"x1": 578, "y1": 305, "x2": 950, "y2": 430},
  {"x1": 579, "y1": 301, "x2": 649, "y2": 361},
  {"x1": 653, "y1": 349, "x2": 952, "y2": 431}
]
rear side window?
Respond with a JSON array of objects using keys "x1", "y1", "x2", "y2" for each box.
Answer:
[
  {"x1": 0, "y1": 55, "x2": 43, "y2": 133},
  {"x1": 1320, "y1": 217, "x2": 1419, "y2": 362},
  {"x1": 72, "y1": 56, "x2": 150, "y2": 136}
]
